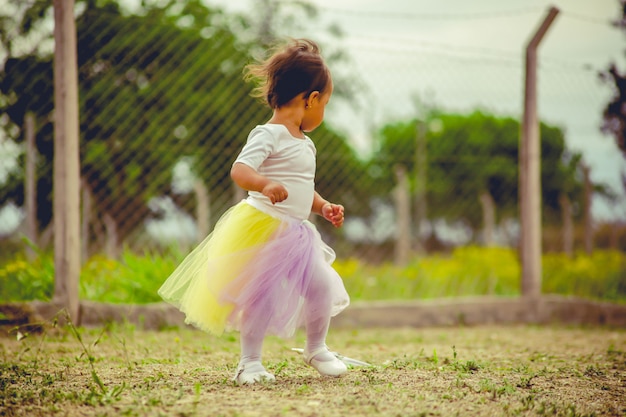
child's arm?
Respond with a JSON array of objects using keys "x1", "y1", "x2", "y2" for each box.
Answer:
[
  {"x1": 231, "y1": 162, "x2": 288, "y2": 205},
  {"x1": 312, "y1": 191, "x2": 344, "y2": 228}
]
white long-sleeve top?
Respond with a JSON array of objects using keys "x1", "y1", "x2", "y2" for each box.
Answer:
[{"x1": 234, "y1": 124, "x2": 317, "y2": 221}]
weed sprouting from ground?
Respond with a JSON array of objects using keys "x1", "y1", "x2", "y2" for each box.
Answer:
[
  {"x1": 63, "y1": 311, "x2": 128, "y2": 405},
  {"x1": 2, "y1": 310, "x2": 129, "y2": 409},
  {"x1": 115, "y1": 333, "x2": 134, "y2": 371},
  {"x1": 65, "y1": 313, "x2": 106, "y2": 393}
]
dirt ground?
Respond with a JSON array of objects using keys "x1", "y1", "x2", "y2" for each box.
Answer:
[{"x1": 0, "y1": 323, "x2": 625, "y2": 417}]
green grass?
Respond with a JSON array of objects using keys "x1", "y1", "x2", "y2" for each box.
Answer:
[{"x1": 0, "y1": 246, "x2": 624, "y2": 304}]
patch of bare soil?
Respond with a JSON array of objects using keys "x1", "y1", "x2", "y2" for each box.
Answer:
[{"x1": 1, "y1": 323, "x2": 624, "y2": 416}]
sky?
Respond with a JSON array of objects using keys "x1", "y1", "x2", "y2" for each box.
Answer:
[{"x1": 210, "y1": 0, "x2": 626, "y2": 221}]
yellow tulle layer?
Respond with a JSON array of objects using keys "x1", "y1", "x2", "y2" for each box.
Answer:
[{"x1": 158, "y1": 202, "x2": 281, "y2": 335}]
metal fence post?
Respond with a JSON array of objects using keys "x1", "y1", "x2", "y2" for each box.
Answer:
[
  {"x1": 53, "y1": 0, "x2": 81, "y2": 322},
  {"x1": 24, "y1": 113, "x2": 37, "y2": 259},
  {"x1": 582, "y1": 164, "x2": 593, "y2": 255},
  {"x1": 394, "y1": 164, "x2": 411, "y2": 266},
  {"x1": 414, "y1": 121, "x2": 427, "y2": 254},
  {"x1": 520, "y1": 6, "x2": 559, "y2": 299}
]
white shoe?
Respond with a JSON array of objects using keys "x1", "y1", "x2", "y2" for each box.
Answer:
[
  {"x1": 303, "y1": 346, "x2": 348, "y2": 377},
  {"x1": 233, "y1": 361, "x2": 276, "y2": 385}
]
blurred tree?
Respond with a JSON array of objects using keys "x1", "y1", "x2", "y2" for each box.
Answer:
[
  {"x1": 0, "y1": 0, "x2": 366, "y2": 253},
  {"x1": 1, "y1": 0, "x2": 255, "y2": 250},
  {"x1": 77, "y1": 1, "x2": 257, "y2": 250},
  {"x1": 373, "y1": 111, "x2": 588, "y2": 245},
  {"x1": 0, "y1": 0, "x2": 56, "y2": 234},
  {"x1": 600, "y1": 0, "x2": 626, "y2": 158},
  {"x1": 313, "y1": 122, "x2": 371, "y2": 234}
]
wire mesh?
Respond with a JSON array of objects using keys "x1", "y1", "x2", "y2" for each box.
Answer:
[{"x1": 0, "y1": 2, "x2": 624, "y2": 267}]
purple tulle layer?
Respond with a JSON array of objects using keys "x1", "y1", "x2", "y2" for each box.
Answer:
[{"x1": 220, "y1": 219, "x2": 349, "y2": 338}]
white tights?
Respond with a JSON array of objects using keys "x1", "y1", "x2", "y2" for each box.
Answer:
[{"x1": 239, "y1": 261, "x2": 337, "y2": 366}]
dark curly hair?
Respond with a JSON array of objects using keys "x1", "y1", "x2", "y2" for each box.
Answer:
[{"x1": 244, "y1": 38, "x2": 331, "y2": 109}]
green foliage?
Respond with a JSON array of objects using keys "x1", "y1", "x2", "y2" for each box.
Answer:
[
  {"x1": 79, "y1": 250, "x2": 181, "y2": 303},
  {"x1": 0, "y1": 248, "x2": 181, "y2": 303},
  {"x1": 0, "y1": 0, "x2": 364, "y2": 250},
  {"x1": 76, "y1": 3, "x2": 259, "y2": 237},
  {"x1": 543, "y1": 250, "x2": 626, "y2": 302},
  {"x1": 1, "y1": 247, "x2": 623, "y2": 304},
  {"x1": 373, "y1": 111, "x2": 587, "y2": 229},
  {"x1": 336, "y1": 246, "x2": 521, "y2": 300},
  {"x1": 599, "y1": 1, "x2": 626, "y2": 157},
  {"x1": 314, "y1": 122, "x2": 373, "y2": 223},
  {"x1": 335, "y1": 247, "x2": 626, "y2": 303},
  {"x1": 0, "y1": 253, "x2": 54, "y2": 301}
]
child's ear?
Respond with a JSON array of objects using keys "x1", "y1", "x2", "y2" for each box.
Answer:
[{"x1": 307, "y1": 91, "x2": 320, "y2": 106}]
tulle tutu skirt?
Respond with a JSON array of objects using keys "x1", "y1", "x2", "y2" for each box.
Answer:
[{"x1": 158, "y1": 201, "x2": 350, "y2": 338}]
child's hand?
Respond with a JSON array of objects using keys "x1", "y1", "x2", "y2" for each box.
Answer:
[
  {"x1": 322, "y1": 203, "x2": 344, "y2": 228},
  {"x1": 262, "y1": 182, "x2": 288, "y2": 204}
]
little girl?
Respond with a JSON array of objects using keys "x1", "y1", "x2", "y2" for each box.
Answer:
[{"x1": 158, "y1": 38, "x2": 351, "y2": 385}]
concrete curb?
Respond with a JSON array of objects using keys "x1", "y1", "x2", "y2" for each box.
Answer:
[
  {"x1": 331, "y1": 295, "x2": 626, "y2": 328},
  {"x1": 1, "y1": 295, "x2": 625, "y2": 331}
]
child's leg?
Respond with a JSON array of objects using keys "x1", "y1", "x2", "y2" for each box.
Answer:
[
  {"x1": 303, "y1": 265, "x2": 334, "y2": 359},
  {"x1": 303, "y1": 261, "x2": 346, "y2": 376},
  {"x1": 305, "y1": 260, "x2": 337, "y2": 362},
  {"x1": 239, "y1": 330, "x2": 264, "y2": 365},
  {"x1": 234, "y1": 314, "x2": 274, "y2": 384}
]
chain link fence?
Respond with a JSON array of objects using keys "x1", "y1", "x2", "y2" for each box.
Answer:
[{"x1": 1, "y1": 2, "x2": 624, "y2": 268}]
